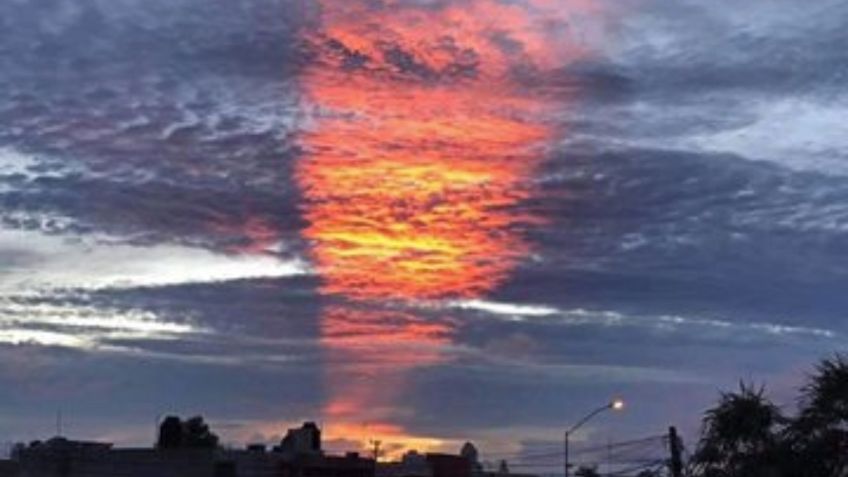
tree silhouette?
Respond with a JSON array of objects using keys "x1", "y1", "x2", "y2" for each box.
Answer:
[
  {"x1": 786, "y1": 355, "x2": 848, "y2": 477},
  {"x1": 157, "y1": 415, "x2": 219, "y2": 450},
  {"x1": 157, "y1": 416, "x2": 183, "y2": 449},
  {"x1": 690, "y1": 383, "x2": 786, "y2": 477},
  {"x1": 182, "y1": 416, "x2": 219, "y2": 448}
]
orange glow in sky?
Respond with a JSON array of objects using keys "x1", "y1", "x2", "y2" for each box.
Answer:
[
  {"x1": 296, "y1": 0, "x2": 596, "y2": 458},
  {"x1": 319, "y1": 306, "x2": 455, "y2": 459}
]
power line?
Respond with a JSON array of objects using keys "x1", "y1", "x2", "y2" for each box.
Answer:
[
  {"x1": 604, "y1": 459, "x2": 666, "y2": 477},
  {"x1": 495, "y1": 433, "x2": 670, "y2": 477},
  {"x1": 484, "y1": 434, "x2": 665, "y2": 461}
]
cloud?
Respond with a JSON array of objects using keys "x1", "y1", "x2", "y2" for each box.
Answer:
[
  {"x1": 684, "y1": 98, "x2": 848, "y2": 175},
  {"x1": 447, "y1": 299, "x2": 558, "y2": 317},
  {"x1": 0, "y1": 222, "x2": 310, "y2": 292},
  {"x1": 0, "y1": 295, "x2": 204, "y2": 350},
  {"x1": 0, "y1": 227, "x2": 309, "y2": 293},
  {"x1": 564, "y1": 0, "x2": 848, "y2": 181},
  {"x1": 456, "y1": 299, "x2": 840, "y2": 348},
  {"x1": 0, "y1": 148, "x2": 58, "y2": 181},
  {"x1": 0, "y1": 0, "x2": 302, "y2": 72},
  {"x1": 0, "y1": 219, "x2": 312, "y2": 362}
]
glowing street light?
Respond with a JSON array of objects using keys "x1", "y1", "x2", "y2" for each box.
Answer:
[
  {"x1": 611, "y1": 399, "x2": 625, "y2": 411},
  {"x1": 564, "y1": 399, "x2": 625, "y2": 477}
]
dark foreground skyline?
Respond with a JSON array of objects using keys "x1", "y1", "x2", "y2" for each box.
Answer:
[
  {"x1": 1, "y1": 0, "x2": 846, "y2": 465},
  {"x1": 6, "y1": 353, "x2": 847, "y2": 477}
]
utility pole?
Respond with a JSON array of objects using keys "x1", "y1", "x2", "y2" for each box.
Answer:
[{"x1": 668, "y1": 426, "x2": 683, "y2": 477}]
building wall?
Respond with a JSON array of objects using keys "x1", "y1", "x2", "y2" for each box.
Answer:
[
  {"x1": 425, "y1": 454, "x2": 471, "y2": 477},
  {"x1": 15, "y1": 446, "x2": 375, "y2": 477},
  {"x1": 0, "y1": 460, "x2": 20, "y2": 477},
  {"x1": 17, "y1": 448, "x2": 218, "y2": 477}
]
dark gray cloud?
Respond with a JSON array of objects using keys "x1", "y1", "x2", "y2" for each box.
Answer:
[
  {"x1": 494, "y1": 147, "x2": 848, "y2": 325},
  {"x1": 598, "y1": 0, "x2": 848, "y2": 99}
]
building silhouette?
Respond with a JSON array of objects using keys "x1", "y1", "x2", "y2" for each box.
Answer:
[
  {"x1": 10, "y1": 423, "x2": 372, "y2": 477},
  {"x1": 7, "y1": 422, "x2": 536, "y2": 477},
  {"x1": 0, "y1": 459, "x2": 19, "y2": 477}
]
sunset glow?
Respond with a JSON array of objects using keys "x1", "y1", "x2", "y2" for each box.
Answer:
[
  {"x1": 297, "y1": 0, "x2": 594, "y2": 456},
  {"x1": 4, "y1": 0, "x2": 844, "y2": 471}
]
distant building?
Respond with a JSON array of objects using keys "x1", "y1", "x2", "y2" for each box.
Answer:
[
  {"x1": 376, "y1": 450, "x2": 432, "y2": 477},
  {"x1": 15, "y1": 438, "x2": 219, "y2": 477},
  {"x1": 279, "y1": 453, "x2": 374, "y2": 477},
  {"x1": 278, "y1": 422, "x2": 322, "y2": 457},
  {"x1": 460, "y1": 443, "x2": 482, "y2": 473},
  {"x1": 12, "y1": 423, "x2": 375, "y2": 477},
  {"x1": 377, "y1": 443, "x2": 537, "y2": 477},
  {"x1": 424, "y1": 453, "x2": 471, "y2": 477},
  {"x1": 10, "y1": 427, "x2": 535, "y2": 477}
]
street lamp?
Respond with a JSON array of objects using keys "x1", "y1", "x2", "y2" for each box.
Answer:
[{"x1": 564, "y1": 399, "x2": 625, "y2": 477}]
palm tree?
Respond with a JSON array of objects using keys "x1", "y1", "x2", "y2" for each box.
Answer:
[
  {"x1": 786, "y1": 355, "x2": 848, "y2": 477},
  {"x1": 690, "y1": 382, "x2": 787, "y2": 477}
]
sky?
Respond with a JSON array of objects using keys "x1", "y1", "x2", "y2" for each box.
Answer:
[{"x1": 1, "y1": 0, "x2": 847, "y2": 472}]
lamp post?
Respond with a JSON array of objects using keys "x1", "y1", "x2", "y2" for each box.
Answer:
[{"x1": 564, "y1": 399, "x2": 624, "y2": 477}]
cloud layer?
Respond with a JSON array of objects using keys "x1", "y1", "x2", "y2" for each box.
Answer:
[{"x1": 0, "y1": 0, "x2": 845, "y2": 467}]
